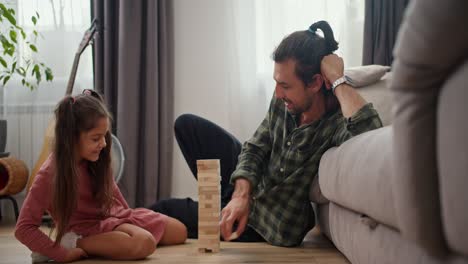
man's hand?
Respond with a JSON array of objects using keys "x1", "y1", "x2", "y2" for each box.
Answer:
[
  {"x1": 320, "y1": 54, "x2": 344, "y2": 90},
  {"x1": 320, "y1": 54, "x2": 367, "y2": 118},
  {"x1": 220, "y1": 178, "x2": 251, "y2": 241},
  {"x1": 62, "y1": 248, "x2": 87, "y2": 263}
]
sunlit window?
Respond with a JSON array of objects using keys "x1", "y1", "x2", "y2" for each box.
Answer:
[{"x1": 1, "y1": 0, "x2": 92, "y2": 168}]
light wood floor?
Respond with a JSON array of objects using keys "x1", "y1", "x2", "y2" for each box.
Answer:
[{"x1": 0, "y1": 224, "x2": 349, "y2": 264}]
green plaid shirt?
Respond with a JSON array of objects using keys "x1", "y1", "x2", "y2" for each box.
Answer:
[{"x1": 230, "y1": 95, "x2": 382, "y2": 246}]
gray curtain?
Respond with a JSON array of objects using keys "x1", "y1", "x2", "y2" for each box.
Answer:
[
  {"x1": 92, "y1": 0, "x2": 174, "y2": 207},
  {"x1": 362, "y1": 0, "x2": 409, "y2": 66}
]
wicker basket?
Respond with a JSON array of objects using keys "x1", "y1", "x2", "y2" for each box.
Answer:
[{"x1": 0, "y1": 157, "x2": 29, "y2": 196}]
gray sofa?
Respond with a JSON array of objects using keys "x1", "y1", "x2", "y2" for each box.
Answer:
[{"x1": 312, "y1": 0, "x2": 468, "y2": 263}]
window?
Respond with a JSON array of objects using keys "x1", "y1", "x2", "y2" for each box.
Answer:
[{"x1": 1, "y1": 0, "x2": 92, "y2": 169}]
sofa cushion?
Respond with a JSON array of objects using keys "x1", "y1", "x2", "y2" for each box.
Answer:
[
  {"x1": 390, "y1": 0, "x2": 468, "y2": 256},
  {"x1": 438, "y1": 60, "x2": 468, "y2": 257},
  {"x1": 358, "y1": 73, "x2": 393, "y2": 126},
  {"x1": 345, "y1": 65, "x2": 390, "y2": 88},
  {"x1": 321, "y1": 203, "x2": 468, "y2": 264},
  {"x1": 318, "y1": 126, "x2": 398, "y2": 229}
]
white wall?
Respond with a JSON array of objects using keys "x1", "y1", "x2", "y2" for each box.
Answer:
[{"x1": 171, "y1": 0, "x2": 235, "y2": 199}]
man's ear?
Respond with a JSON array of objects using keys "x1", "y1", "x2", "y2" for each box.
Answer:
[{"x1": 307, "y1": 74, "x2": 324, "y2": 93}]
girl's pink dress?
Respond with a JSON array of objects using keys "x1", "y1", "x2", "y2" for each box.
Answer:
[{"x1": 15, "y1": 155, "x2": 168, "y2": 262}]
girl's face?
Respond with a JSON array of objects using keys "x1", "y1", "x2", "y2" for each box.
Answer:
[{"x1": 77, "y1": 117, "x2": 110, "y2": 162}]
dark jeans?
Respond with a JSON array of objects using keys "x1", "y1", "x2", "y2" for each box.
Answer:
[{"x1": 149, "y1": 114, "x2": 264, "y2": 242}]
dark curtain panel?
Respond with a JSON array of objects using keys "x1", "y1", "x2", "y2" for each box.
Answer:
[
  {"x1": 91, "y1": 0, "x2": 174, "y2": 207},
  {"x1": 362, "y1": 0, "x2": 409, "y2": 66}
]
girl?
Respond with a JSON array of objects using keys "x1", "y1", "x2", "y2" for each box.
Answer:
[{"x1": 15, "y1": 89, "x2": 187, "y2": 263}]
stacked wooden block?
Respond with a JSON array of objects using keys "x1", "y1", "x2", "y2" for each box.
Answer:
[{"x1": 197, "y1": 159, "x2": 221, "y2": 253}]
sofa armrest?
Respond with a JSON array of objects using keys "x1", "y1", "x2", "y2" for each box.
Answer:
[{"x1": 391, "y1": 0, "x2": 468, "y2": 256}]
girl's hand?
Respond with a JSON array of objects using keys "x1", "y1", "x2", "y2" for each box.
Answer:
[{"x1": 63, "y1": 248, "x2": 88, "y2": 263}]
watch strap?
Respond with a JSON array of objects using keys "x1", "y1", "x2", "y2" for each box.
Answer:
[{"x1": 331, "y1": 75, "x2": 348, "y2": 94}]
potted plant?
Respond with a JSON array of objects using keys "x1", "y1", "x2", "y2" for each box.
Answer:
[{"x1": 0, "y1": 3, "x2": 54, "y2": 156}]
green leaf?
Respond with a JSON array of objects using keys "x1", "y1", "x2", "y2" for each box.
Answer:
[
  {"x1": 16, "y1": 67, "x2": 25, "y2": 76},
  {"x1": 31, "y1": 16, "x2": 37, "y2": 25},
  {"x1": 5, "y1": 47, "x2": 14, "y2": 56},
  {"x1": 36, "y1": 11, "x2": 40, "y2": 19},
  {"x1": 0, "y1": 35, "x2": 11, "y2": 49},
  {"x1": 32, "y1": 64, "x2": 39, "y2": 75},
  {"x1": 0, "y1": 4, "x2": 16, "y2": 26},
  {"x1": 29, "y1": 44, "x2": 38, "y2": 52},
  {"x1": 11, "y1": 61, "x2": 16, "y2": 72},
  {"x1": 0, "y1": 56, "x2": 7, "y2": 68},
  {"x1": 20, "y1": 30, "x2": 26, "y2": 39},
  {"x1": 33, "y1": 30, "x2": 38, "y2": 37},
  {"x1": 33, "y1": 65, "x2": 41, "y2": 82},
  {"x1": 9, "y1": 30, "x2": 17, "y2": 43},
  {"x1": 21, "y1": 79, "x2": 25, "y2": 85},
  {"x1": 2, "y1": 75, "x2": 10, "y2": 86},
  {"x1": 45, "y1": 67, "x2": 53, "y2": 81}
]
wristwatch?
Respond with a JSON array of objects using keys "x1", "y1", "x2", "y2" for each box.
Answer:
[{"x1": 331, "y1": 75, "x2": 350, "y2": 94}]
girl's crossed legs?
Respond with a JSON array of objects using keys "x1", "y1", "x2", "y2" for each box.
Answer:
[{"x1": 76, "y1": 217, "x2": 187, "y2": 260}]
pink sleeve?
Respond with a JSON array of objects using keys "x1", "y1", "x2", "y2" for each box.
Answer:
[
  {"x1": 113, "y1": 181, "x2": 130, "y2": 209},
  {"x1": 14, "y1": 157, "x2": 69, "y2": 262}
]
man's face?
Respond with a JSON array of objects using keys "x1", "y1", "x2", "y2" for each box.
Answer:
[{"x1": 273, "y1": 59, "x2": 320, "y2": 115}]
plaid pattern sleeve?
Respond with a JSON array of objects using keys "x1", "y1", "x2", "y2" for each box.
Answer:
[
  {"x1": 332, "y1": 103, "x2": 383, "y2": 146},
  {"x1": 230, "y1": 97, "x2": 276, "y2": 189},
  {"x1": 230, "y1": 96, "x2": 383, "y2": 247}
]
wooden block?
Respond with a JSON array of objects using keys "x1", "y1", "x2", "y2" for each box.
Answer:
[
  {"x1": 199, "y1": 227, "x2": 219, "y2": 235},
  {"x1": 199, "y1": 221, "x2": 219, "y2": 227},
  {"x1": 198, "y1": 208, "x2": 219, "y2": 215},
  {"x1": 198, "y1": 185, "x2": 219, "y2": 192},
  {"x1": 199, "y1": 234, "x2": 219, "y2": 240},
  {"x1": 198, "y1": 175, "x2": 220, "y2": 183},
  {"x1": 198, "y1": 246, "x2": 220, "y2": 253},
  {"x1": 197, "y1": 159, "x2": 220, "y2": 170},
  {"x1": 199, "y1": 184, "x2": 220, "y2": 189}
]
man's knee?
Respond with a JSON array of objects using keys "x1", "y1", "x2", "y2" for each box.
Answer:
[{"x1": 174, "y1": 114, "x2": 198, "y2": 132}]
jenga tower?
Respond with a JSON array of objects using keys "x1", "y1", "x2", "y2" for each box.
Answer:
[{"x1": 197, "y1": 159, "x2": 221, "y2": 253}]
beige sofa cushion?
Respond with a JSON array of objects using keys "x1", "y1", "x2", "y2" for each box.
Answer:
[
  {"x1": 391, "y1": 0, "x2": 468, "y2": 256},
  {"x1": 318, "y1": 126, "x2": 398, "y2": 230},
  {"x1": 438, "y1": 60, "x2": 468, "y2": 257},
  {"x1": 345, "y1": 65, "x2": 390, "y2": 88},
  {"x1": 358, "y1": 73, "x2": 393, "y2": 126}
]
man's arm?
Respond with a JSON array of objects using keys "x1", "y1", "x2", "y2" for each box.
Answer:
[
  {"x1": 321, "y1": 54, "x2": 367, "y2": 118},
  {"x1": 321, "y1": 54, "x2": 383, "y2": 145},
  {"x1": 220, "y1": 95, "x2": 278, "y2": 240},
  {"x1": 220, "y1": 178, "x2": 251, "y2": 240}
]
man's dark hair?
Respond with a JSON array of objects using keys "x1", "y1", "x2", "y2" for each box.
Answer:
[{"x1": 272, "y1": 20, "x2": 339, "y2": 87}]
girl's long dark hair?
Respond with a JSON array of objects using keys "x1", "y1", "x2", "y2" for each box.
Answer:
[
  {"x1": 52, "y1": 90, "x2": 113, "y2": 245},
  {"x1": 272, "y1": 20, "x2": 340, "y2": 112}
]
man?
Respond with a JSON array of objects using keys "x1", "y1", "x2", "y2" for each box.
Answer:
[{"x1": 150, "y1": 20, "x2": 382, "y2": 247}]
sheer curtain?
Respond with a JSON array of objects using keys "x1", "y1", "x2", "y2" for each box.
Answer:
[
  {"x1": 171, "y1": 0, "x2": 365, "y2": 198},
  {"x1": 254, "y1": 0, "x2": 364, "y2": 130},
  {"x1": 1, "y1": 0, "x2": 92, "y2": 171}
]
